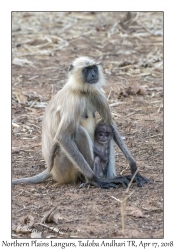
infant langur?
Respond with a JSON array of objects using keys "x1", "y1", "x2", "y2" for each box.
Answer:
[{"x1": 94, "y1": 123, "x2": 113, "y2": 178}]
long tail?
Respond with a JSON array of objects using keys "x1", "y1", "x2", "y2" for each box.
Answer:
[{"x1": 12, "y1": 169, "x2": 52, "y2": 185}]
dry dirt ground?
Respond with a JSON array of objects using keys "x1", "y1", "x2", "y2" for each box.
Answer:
[{"x1": 12, "y1": 12, "x2": 163, "y2": 239}]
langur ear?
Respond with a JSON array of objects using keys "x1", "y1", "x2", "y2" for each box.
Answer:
[{"x1": 69, "y1": 64, "x2": 74, "y2": 71}]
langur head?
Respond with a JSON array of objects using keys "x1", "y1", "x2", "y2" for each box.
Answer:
[
  {"x1": 67, "y1": 56, "x2": 105, "y2": 92},
  {"x1": 94, "y1": 123, "x2": 113, "y2": 144}
]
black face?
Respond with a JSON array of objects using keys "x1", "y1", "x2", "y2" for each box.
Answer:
[
  {"x1": 95, "y1": 125, "x2": 113, "y2": 144},
  {"x1": 82, "y1": 65, "x2": 99, "y2": 84}
]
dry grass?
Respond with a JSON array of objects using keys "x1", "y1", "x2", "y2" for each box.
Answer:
[{"x1": 12, "y1": 12, "x2": 163, "y2": 239}]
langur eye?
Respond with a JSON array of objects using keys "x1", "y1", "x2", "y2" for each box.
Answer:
[{"x1": 94, "y1": 67, "x2": 97, "y2": 72}]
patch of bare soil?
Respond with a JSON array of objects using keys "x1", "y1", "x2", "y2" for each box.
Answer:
[{"x1": 12, "y1": 12, "x2": 163, "y2": 239}]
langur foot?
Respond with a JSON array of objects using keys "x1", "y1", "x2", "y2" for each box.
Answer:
[
  {"x1": 105, "y1": 176, "x2": 130, "y2": 188},
  {"x1": 126, "y1": 173, "x2": 151, "y2": 187},
  {"x1": 91, "y1": 177, "x2": 120, "y2": 189},
  {"x1": 79, "y1": 179, "x2": 119, "y2": 189}
]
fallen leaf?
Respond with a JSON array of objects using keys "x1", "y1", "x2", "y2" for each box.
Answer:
[
  {"x1": 13, "y1": 225, "x2": 31, "y2": 234},
  {"x1": 13, "y1": 90, "x2": 28, "y2": 104},
  {"x1": 12, "y1": 25, "x2": 21, "y2": 32},
  {"x1": 46, "y1": 235, "x2": 56, "y2": 238},
  {"x1": 41, "y1": 207, "x2": 63, "y2": 224},
  {"x1": 128, "y1": 209, "x2": 144, "y2": 218},
  {"x1": 12, "y1": 122, "x2": 20, "y2": 127},
  {"x1": 138, "y1": 86, "x2": 147, "y2": 95},
  {"x1": 21, "y1": 215, "x2": 35, "y2": 228},
  {"x1": 12, "y1": 147, "x2": 21, "y2": 154},
  {"x1": 12, "y1": 234, "x2": 18, "y2": 237},
  {"x1": 142, "y1": 206, "x2": 163, "y2": 212},
  {"x1": 126, "y1": 205, "x2": 144, "y2": 218},
  {"x1": 31, "y1": 232, "x2": 42, "y2": 238},
  {"x1": 127, "y1": 83, "x2": 140, "y2": 95},
  {"x1": 12, "y1": 58, "x2": 34, "y2": 67},
  {"x1": 31, "y1": 143, "x2": 42, "y2": 148}
]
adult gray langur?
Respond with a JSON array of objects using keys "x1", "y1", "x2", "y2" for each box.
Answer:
[{"x1": 12, "y1": 56, "x2": 150, "y2": 188}]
